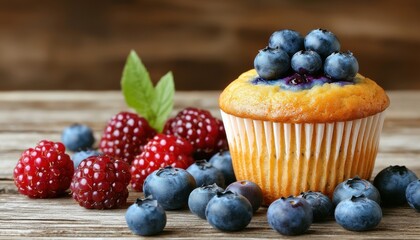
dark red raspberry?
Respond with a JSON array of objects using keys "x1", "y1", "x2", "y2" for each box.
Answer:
[
  {"x1": 99, "y1": 112, "x2": 156, "y2": 164},
  {"x1": 130, "y1": 134, "x2": 194, "y2": 191},
  {"x1": 13, "y1": 140, "x2": 74, "y2": 198},
  {"x1": 71, "y1": 155, "x2": 131, "y2": 209},
  {"x1": 163, "y1": 107, "x2": 228, "y2": 159}
]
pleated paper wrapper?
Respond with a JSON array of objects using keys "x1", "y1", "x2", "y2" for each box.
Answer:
[{"x1": 221, "y1": 110, "x2": 386, "y2": 205}]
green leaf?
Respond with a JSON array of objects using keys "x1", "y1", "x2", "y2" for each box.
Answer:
[
  {"x1": 151, "y1": 71, "x2": 175, "y2": 132},
  {"x1": 121, "y1": 50, "x2": 154, "y2": 120},
  {"x1": 120, "y1": 50, "x2": 175, "y2": 132}
]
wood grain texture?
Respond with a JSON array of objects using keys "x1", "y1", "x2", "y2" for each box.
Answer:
[
  {"x1": 1, "y1": 191, "x2": 420, "y2": 239},
  {"x1": 1, "y1": 90, "x2": 420, "y2": 238},
  {"x1": 0, "y1": 0, "x2": 419, "y2": 91}
]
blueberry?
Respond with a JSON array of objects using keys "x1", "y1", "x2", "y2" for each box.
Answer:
[
  {"x1": 290, "y1": 50, "x2": 322, "y2": 75},
  {"x1": 61, "y1": 123, "x2": 95, "y2": 151},
  {"x1": 276, "y1": 73, "x2": 332, "y2": 91},
  {"x1": 406, "y1": 180, "x2": 420, "y2": 211},
  {"x1": 188, "y1": 183, "x2": 224, "y2": 219},
  {"x1": 186, "y1": 160, "x2": 225, "y2": 188},
  {"x1": 304, "y1": 28, "x2": 340, "y2": 59},
  {"x1": 143, "y1": 166, "x2": 196, "y2": 210},
  {"x1": 254, "y1": 47, "x2": 290, "y2": 80},
  {"x1": 267, "y1": 196, "x2": 313, "y2": 236},
  {"x1": 208, "y1": 151, "x2": 236, "y2": 185},
  {"x1": 268, "y1": 29, "x2": 304, "y2": 57},
  {"x1": 205, "y1": 191, "x2": 253, "y2": 231},
  {"x1": 332, "y1": 176, "x2": 381, "y2": 206},
  {"x1": 335, "y1": 195, "x2": 382, "y2": 231},
  {"x1": 125, "y1": 197, "x2": 166, "y2": 236},
  {"x1": 226, "y1": 180, "x2": 263, "y2": 213},
  {"x1": 373, "y1": 165, "x2": 418, "y2": 206},
  {"x1": 324, "y1": 51, "x2": 359, "y2": 81},
  {"x1": 299, "y1": 191, "x2": 333, "y2": 222},
  {"x1": 72, "y1": 150, "x2": 101, "y2": 169}
]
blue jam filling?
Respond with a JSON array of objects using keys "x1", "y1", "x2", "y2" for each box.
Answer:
[{"x1": 251, "y1": 73, "x2": 355, "y2": 91}]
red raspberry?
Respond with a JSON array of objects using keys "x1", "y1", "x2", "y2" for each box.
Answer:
[
  {"x1": 99, "y1": 112, "x2": 156, "y2": 164},
  {"x1": 163, "y1": 107, "x2": 228, "y2": 159},
  {"x1": 13, "y1": 140, "x2": 74, "y2": 198},
  {"x1": 130, "y1": 134, "x2": 194, "y2": 191},
  {"x1": 70, "y1": 155, "x2": 131, "y2": 209}
]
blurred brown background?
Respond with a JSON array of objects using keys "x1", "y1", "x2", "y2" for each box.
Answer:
[{"x1": 0, "y1": 0, "x2": 419, "y2": 91}]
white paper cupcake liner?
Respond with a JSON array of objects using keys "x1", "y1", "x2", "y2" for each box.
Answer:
[{"x1": 221, "y1": 110, "x2": 386, "y2": 204}]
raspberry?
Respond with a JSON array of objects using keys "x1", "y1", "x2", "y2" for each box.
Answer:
[
  {"x1": 70, "y1": 155, "x2": 131, "y2": 209},
  {"x1": 163, "y1": 107, "x2": 228, "y2": 159},
  {"x1": 99, "y1": 112, "x2": 156, "y2": 164},
  {"x1": 130, "y1": 134, "x2": 194, "y2": 191},
  {"x1": 13, "y1": 140, "x2": 74, "y2": 198}
]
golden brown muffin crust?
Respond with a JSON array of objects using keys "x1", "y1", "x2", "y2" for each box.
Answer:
[{"x1": 219, "y1": 69, "x2": 390, "y2": 123}]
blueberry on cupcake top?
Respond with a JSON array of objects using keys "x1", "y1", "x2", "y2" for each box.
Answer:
[
  {"x1": 253, "y1": 28, "x2": 359, "y2": 91},
  {"x1": 219, "y1": 28, "x2": 389, "y2": 123},
  {"x1": 268, "y1": 29, "x2": 304, "y2": 57}
]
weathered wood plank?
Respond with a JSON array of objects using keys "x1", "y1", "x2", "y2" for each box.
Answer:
[
  {"x1": 0, "y1": 191, "x2": 419, "y2": 239},
  {"x1": 1, "y1": 91, "x2": 420, "y2": 179},
  {"x1": 1, "y1": 91, "x2": 420, "y2": 238}
]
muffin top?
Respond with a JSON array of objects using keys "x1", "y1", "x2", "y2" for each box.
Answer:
[
  {"x1": 219, "y1": 69, "x2": 389, "y2": 123},
  {"x1": 219, "y1": 28, "x2": 390, "y2": 123}
]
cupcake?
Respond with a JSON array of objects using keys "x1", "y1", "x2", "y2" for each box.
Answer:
[{"x1": 219, "y1": 29, "x2": 390, "y2": 205}]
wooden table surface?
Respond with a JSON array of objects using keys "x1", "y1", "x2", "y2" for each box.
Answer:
[{"x1": 1, "y1": 90, "x2": 420, "y2": 239}]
